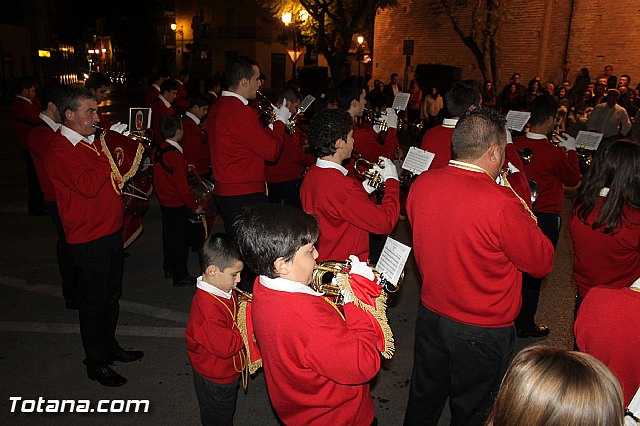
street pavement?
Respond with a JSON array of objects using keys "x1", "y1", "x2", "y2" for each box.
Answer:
[{"x1": 0, "y1": 89, "x2": 577, "y2": 425}]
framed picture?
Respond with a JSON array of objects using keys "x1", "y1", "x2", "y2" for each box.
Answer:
[{"x1": 128, "y1": 108, "x2": 152, "y2": 132}]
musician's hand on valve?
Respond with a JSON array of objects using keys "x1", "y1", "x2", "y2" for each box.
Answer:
[
  {"x1": 109, "y1": 122, "x2": 128, "y2": 134},
  {"x1": 348, "y1": 255, "x2": 375, "y2": 281},
  {"x1": 362, "y1": 177, "x2": 377, "y2": 194},
  {"x1": 385, "y1": 108, "x2": 399, "y2": 129},
  {"x1": 379, "y1": 157, "x2": 399, "y2": 181},
  {"x1": 557, "y1": 133, "x2": 577, "y2": 151},
  {"x1": 274, "y1": 99, "x2": 291, "y2": 124},
  {"x1": 336, "y1": 278, "x2": 355, "y2": 304}
]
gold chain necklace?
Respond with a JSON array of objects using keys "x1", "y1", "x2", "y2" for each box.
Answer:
[{"x1": 449, "y1": 160, "x2": 537, "y2": 224}]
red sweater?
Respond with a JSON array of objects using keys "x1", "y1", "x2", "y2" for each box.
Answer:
[
  {"x1": 353, "y1": 122, "x2": 399, "y2": 164},
  {"x1": 186, "y1": 289, "x2": 244, "y2": 384},
  {"x1": 145, "y1": 85, "x2": 160, "y2": 108},
  {"x1": 575, "y1": 286, "x2": 640, "y2": 405},
  {"x1": 569, "y1": 198, "x2": 640, "y2": 297},
  {"x1": 407, "y1": 165, "x2": 554, "y2": 327},
  {"x1": 419, "y1": 123, "x2": 455, "y2": 169},
  {"x1": 45, "y1": 132, "x2": 123, "y2": 244},
  {"x1": 181, "y1": 115, "x2": 210, "y2": 176},
  {"x1": 265, "y1": 129, "x2": 314, "y2": 183},
  {"x1": 207, "y1": 95, "x2": 285, "y2": 196},
  {"x1": 172, "y1": 80, "x2": 189, "y2": 115},
  {"x1": 153, "y1": 141, "x2": 198, "y2": 209},
  {"x1": 151, "y1": 97, "x2": 175, "y2": 145},
  {"x1": 11, "y1": 97, "x2": 40, "y2": 149},
  {"x1": 301, "y1": 163, "x2": 400, "y2": 262},
  {"x1": 513, "y1": 134, "x2": 580, "y2": 214},
  {"x1": 27, "y1": 120, "x2": 57, "y2": 202},
  {"x1": 251, "y1": 278, "x2": 380, "y2": 425}
]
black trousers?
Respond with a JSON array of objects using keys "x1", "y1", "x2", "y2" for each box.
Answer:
[
  {"x1": 515, "y1": 212, "x2": 560, "y2": 331},
  {"x1": 47, "y1": 201, "x2": 78, "y2": 304},
  {"x1": 267, "y1": 179, "x2": 303, "y2": 209},
  {"x1": 160, "y1": 205, "x2": 191, "y2": 280},
  {"x1": 22, "y1": 149, "x2": 45, "y2": 215},
  {"x1": 192, "y1": 368, "x2": 239, "y2": 426},
  {"x1": 69, "y1": 232, "x2": 123, "y2": 375},
  {"x1": 215, "y1": 193, "x2": 268, "y2": 292},
  {"x1": 404, "y1": 305, "x2": 515, "y2": 426}
]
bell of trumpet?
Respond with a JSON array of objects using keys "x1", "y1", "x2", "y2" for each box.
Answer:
[
  {"x1": 517, "y1": 147, "x2": 533, "y2": 165},
  {"x1": 311, "y1": 259, "x2": 402, "y2": 305},
  {"x1": 354, "y1": 155, "x2": 385, "y2": 190}
]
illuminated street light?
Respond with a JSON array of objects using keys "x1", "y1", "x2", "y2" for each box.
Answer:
[
  {"x1": 170, "y1": 23, "x2": 177, "y2": 31},
  {"x1": 299, "y1": 10, "x2": 309, "y2": 22},
  {"x1": 281, "y1": 12, "x2": 292, "y2": 26},
  {"x1": 357, "y1": 36, "x2": 364, "y2": 45}
]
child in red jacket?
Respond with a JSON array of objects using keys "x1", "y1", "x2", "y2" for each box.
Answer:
[{"x1": 186, "y1": 233, "x2": 245, "y2": 426}]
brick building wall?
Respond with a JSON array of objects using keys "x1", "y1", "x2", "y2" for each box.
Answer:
[{"x1": 373, "y1": 0, "x2": 640, "y2": 91}]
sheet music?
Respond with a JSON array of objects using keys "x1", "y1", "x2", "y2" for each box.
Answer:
[
  {"x1": 575, "y1": 130, "x2": 603, "y2": 150},
  {"x1": 402, "y1": 146, "x2": 434, "y2": 174},
  {"x1": 392, "y1": 92, "x2": 410, "y2": 111},
  {"x1": 625, "y1": 386, "x2": 640, "y2": 426},
  {"x1": 375, "y1": 238, "x2": 411, "y2": 286},
  {"x1": 299, "y1": 95, "x2": 315, "y2": 113},
  {"x1": 505, "y1": 110, "x2": 531, "y2": 132}
]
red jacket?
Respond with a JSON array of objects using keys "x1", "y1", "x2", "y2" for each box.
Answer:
[
  {"x1": 207, "y1": 95, "x2": 285, "y2": 196},
  {"x1": 145, "y1": 85, "x2": 160, "y2": 108},
  {"x1": 172, "y1": 80, "x2": 189, "y2": 115},
  {"x1": 301, "y1": 163, "x2": 400, "y2": 262},
  {"x1": 407, "y1": 165, "x2": 554, "y2": 327},
  {"x1": 348, "y1": 122, "x2": 399, "y2": 171},
  {"x1": 569, "y1": 198, "x2": 640, "y2": 297},
  {"x1": 251, "y1": 278, "x2": 379, "y2": 425},
  {"x1": 10, "y1": 97, "x2": 40, "y2": 149},
  {"x1": 153, "y1": 141, "x2": 197, "y2": 209},
  {"x1": 513, "y1": 134, "x2": 580, "y2": 214},
  {"x1": 420, "y1": 122, "x2": 456, "y2": 169},
  {"x1": 575, "y1": 286, "x2": 640, "y2": 405},
  {"x1": 181, "y1": 115, "x2": 210, "y2": 176},
  {"x1": 265, "y1": 129, "x2": 314, "y2": 183},
  {"x1": 27, "y1": 119, "x2": 58, "y2": 202},
  {"x1": 151, "y1": 97, "x2": 175, "y2": 145},
  {"x1": 45, "y1": 131, "x2": 123, "y2": 244},
  {"x1": 186, "y1": 288, "x2": 244, "y2": 384}
]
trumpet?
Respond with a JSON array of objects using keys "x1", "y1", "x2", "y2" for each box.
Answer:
[
  {"x1": 362, "y1": 108, "x2": 389, "y2": 132},
  {"x1": 92, "y1": 124, "x2": 152, "y2": 146},
  {"x1": 354, "y1": 154, "x2": 385, "y2": 190},
  {"x1": 233, "y1": 287, "x2": 253, "y2": 302},
  {"x1": 517, "y1": 147, "x2": 533, "y2": 165},
  {"x1": 311, "y1": 260, "x2": 403, "y2": 305},
  {"x1": 576, "y1": 147, "x2": 593, "y2": 167},
  {"x1": 397, "y1": 119, "x2": 424, "y2": 131},
  {"x1": 255, "y1": 91, "x2": 297, "y2": 134}
]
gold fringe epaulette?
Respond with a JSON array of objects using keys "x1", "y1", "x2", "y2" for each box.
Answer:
[{"x1": 237, "y1": 300, "x2": 263, "y2": 375}]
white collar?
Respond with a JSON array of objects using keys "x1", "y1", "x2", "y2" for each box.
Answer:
[
  {"x1": 316, "y1": 158, "x2": 348, "y2": 175},
  {"x1": 16, "y1": 95, "x2": 32, "y2": 104},
  {"x1": 599, "y1": 187, "x2": 609, "y2": 197},
  {"x1": 152, "y1": 83, "x2": 161, "y2": 91},
  {"x1": 221, "y1": 91, "x2": 248, "y2": 106},
  {"x1": 442, "y1": 118, "x2": 458, "y2": 128},
  {"x1": 175, "y1": 78, "x2": 184, "y2": 86},
  {"x1": 259, "y1": 275, "x2": 324, "y2": 297},
  {"x1": 158, "y1": 95, "x2": 171, "y2": 108},
  {"x1": 60, "y1": 125, "x2": 95, "y2": 146},
  {"x1": 165, "y1": 139, "x2": 183, "y2": 153},
  {"x1": 39, "y1": 113, "x2": 60, "y2": 131},
  {"x1": 196, "y1": 276, "x2": 232, "y2": 299},
  {"x1": 208, "y1": 91, "x2": 218, "y2": 97},
  {"x1": 525, "y1": 132, "x2": 548, "y2": 140},
  {"x1": 185, "y1": 111, "x2": 200, "y2": 126}
]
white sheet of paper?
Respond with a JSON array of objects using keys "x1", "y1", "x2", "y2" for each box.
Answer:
[
  {"x1": 402, "y1": 146, "x2": 434, "y2": 175},
  {"x1": 575, "y1": 130, "x2": 603, "y2": 150},
  {"x1": 299, "y1": 95, "x2": 315, "y2": 113},
  {"x1": 375, "y1": 238, "x2": 411, "y2": 286},
  {"x1": 505, "y1": 110, "x2": 531, "y2": 132},
  {"x1": 625, "y1": 386, "x2": 640, "y2": 425},
  {"x1": 392, "y1": 92, "x2": 410, "y2": 111}
]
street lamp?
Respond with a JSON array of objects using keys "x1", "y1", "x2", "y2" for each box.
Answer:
[
  {"x1": 356, "y1": 35, "x2": 365, "y2": 78},
  {"x1": 281, "y1": 10, "x2": 307, "y2": 81},
  {"x1": 171, "y1": 23, "x2": 185, "y2": 71}
]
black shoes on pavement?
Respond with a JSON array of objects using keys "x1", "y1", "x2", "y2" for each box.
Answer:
[{"x1": 89, "y1": 366, "x2": 127, "y2": 387}]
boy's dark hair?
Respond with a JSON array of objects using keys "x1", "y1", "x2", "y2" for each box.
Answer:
[
  {"x1": 39, "y1": 84, "x2": 65, "y2": 112},
  {"x1": 85, "y1": 72, "x2": 111, "y2": 90},
  {"x1": 529, "y1": 94, "x2": 558, "y2": 126},
  {"x1": 278, "y1": 86, "x2": 301, "y2": 105},
  {"x1": 14, "y1": 76, "x2": 36, "y2": 94},
  {"x1": 336, "y1": 77, "x2": 365, "y2": 110},
  {"x1": 58, "y1": 84, "x2": 94, "y2": 119},
  {"x1": 152, "y1": 68, "x2": 171, "y2": 82},
  {"x1": 445, "y1": 80, "x2": 481, "y2": 117},
  {"x1": 199, "y1": 233, "x2": 242, "y2": 274},
  {"x1": 452, "y1": 106, "x2": 506, "y2": 160},
  {"x1": 224, "y1": 55, "x2": 257, "y2": 90},
  {"x1": 188, "y1": 92, "x2": 211, "y2": 109},
  {"x1": 235, "y1": 204, "x2": 319, "y2": 279},
  {"x1": 160, "y1": 79, "x2": 179, "y2": 94},
  {"x1": 308, "y1": 109, "x2": 353, "y2": 157},
  {"x1": 159, "y1": 114, "x2": 182, "y2": 139}
]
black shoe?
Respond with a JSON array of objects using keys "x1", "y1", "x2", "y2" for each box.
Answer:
[
  {"x1": 108, "y1": 350, "x2": 144, "y2": 363},
  {"x1": 517, "y1": 324, "x2": 550, "y2": 338},
  {"x1": 88, "y1": 366, "x2": 127, "y2": 387},
  {"x1": 173, "y1": 276, "x2": 196, "y2": 287},
  {"x1": 164, "y1": 270, "x2": 173, "y2": 279}
]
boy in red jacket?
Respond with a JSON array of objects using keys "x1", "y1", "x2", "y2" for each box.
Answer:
[
  {"x1": 186, "y1": 233, "x2": 245, "y2": 426},
  {"x1": 235, "y1": 203, "x2": 383, "y2": 425}
]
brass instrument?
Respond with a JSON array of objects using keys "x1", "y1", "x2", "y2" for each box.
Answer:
[
  {"x1": 397, "y1": 119, "x2": 424, "y2": 131},
  {"x1": 311, "y1": 260, "x2": 402, "y2": 305},
  {"x1": 92, "y1": 124, "x2": 152, "y2": 146},
  {"x1": 255, "y1": 91, "x2": 298, "y2": 134},
  {"x1": 354, "y1": 155, "x2": 385, "y2": 190},
  {"x1": 517, "y1": 147, "x2": 533, "y2": 165},
  {"x1": 362, "y1": 108, "x2": 389, "y2": 132},
  {"x1": 576, "y1": 148, "x2": 593, "y2": 167},
  {"x1": 529, "y1": 180, "x2": 539, "y2": 204},
  {"x1": 233, "y1": 287, "x2": 253, "y2": 301}
]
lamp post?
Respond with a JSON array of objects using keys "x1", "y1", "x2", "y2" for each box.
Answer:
[
  {"x1": 281, "y1": 10, "x2": 308, "y2": 82},
  {"x1": 171, "y1": 23, "x2": 184, "y2": 71},
  {"x1": 356, "y1": 36, "x2": 364, "y2": 78}
]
